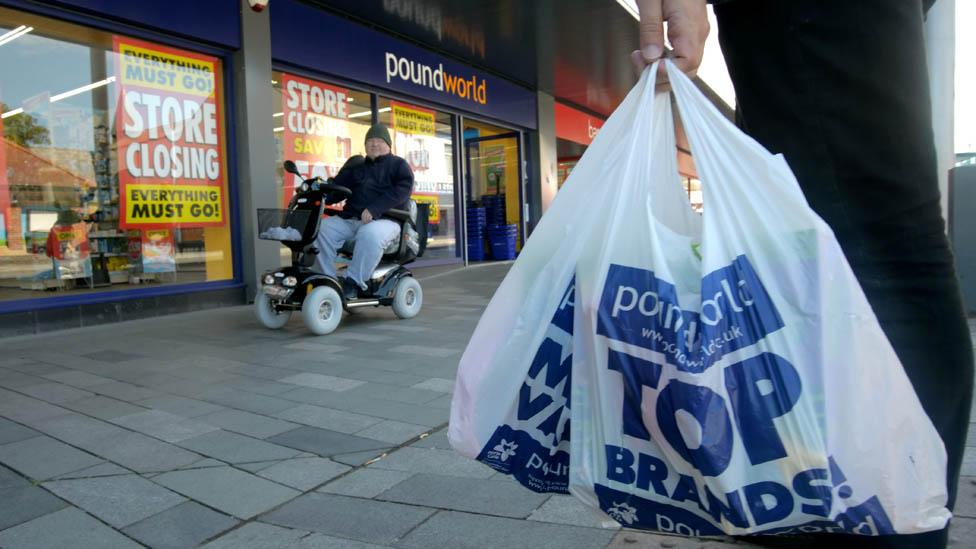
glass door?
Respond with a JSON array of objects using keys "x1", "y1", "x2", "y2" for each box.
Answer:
[{"x1": 463, "y1": 125, "x2": 523, "y2": 262}]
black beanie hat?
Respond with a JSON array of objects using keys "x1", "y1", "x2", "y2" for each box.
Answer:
[{"x1": 365, "y1": 123, "x2": 392, "y2": 147}]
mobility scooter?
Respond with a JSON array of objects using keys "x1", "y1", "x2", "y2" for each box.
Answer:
[{"x1": 255, "y1": 159, "x2": 427, "y2": 335}]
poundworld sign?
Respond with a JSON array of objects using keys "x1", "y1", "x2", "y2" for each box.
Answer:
[
  {"x1": 272, "y1": 0, "x2": 536, "y2": 129},
  {"x1": 385, "y1": 52, "x2": 487, "y2": 105}
]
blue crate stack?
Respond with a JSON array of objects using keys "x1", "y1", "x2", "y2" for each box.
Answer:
[{"x1": 466, "y1": 206, "x2": 486, "y2": 261}]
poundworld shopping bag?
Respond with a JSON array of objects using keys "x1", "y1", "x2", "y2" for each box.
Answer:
[
  {"x1": 446, "y1": 54, "x2": 677, "y2": 493},
  {"x1": 567, "y1": 61, "x2": 950, "y2": 536}
]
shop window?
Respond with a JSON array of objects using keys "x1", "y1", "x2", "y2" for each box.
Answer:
[
  {"x1": 0, "y1": 7, "x2": 234, "y2": 302},
  {"x1": 271, "y1": 71, "x2": 371, "y2": 266},
  {"x1": 378, "y1": 97, "x2": 457, "y2": 261}
]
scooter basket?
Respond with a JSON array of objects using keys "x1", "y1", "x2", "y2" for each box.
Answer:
[{"x1": 257, "y1": 209, "x2": 311, "y2": 242}]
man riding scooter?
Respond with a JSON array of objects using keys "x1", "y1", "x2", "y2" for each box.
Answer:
[{"x1": 315, "y1": 123, "x2": 414, "y2": 300}]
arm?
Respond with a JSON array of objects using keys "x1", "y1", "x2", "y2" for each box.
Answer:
[{"x1": 366, "y1": 158, "x2": 415, "y2": 218}]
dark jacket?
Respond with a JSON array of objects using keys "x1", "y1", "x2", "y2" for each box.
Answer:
[{"x1": 333, "y1": 154, "x2": 414, "y2": 220}]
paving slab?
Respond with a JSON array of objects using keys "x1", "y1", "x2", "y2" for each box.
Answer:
[
  {"x1": 367, "y1": 447, "x2": 494, "y2": 479},
  {"x1": 18, "y1": 382, "x2": 95, "y2": 404},
  {"x1": 83, "y1": 430, "x2": 204, "y2": 473},
  {"x1": 410, "y1": 378, "x2": 455, "y2": 393},
  {"x1": 278, "y1": 373, "x2": 367, "y2": 392},
  {"x1": 0, "y1": 463, "x2": 28, "y2": 488},
  {"x1": 332, "y1": 449, "x2": 392, "y2": 467},
  {"x1": 83, "y1": 349, "x2": 146, "y2": 363},
  {"x1": 177, "y1": 429, "x2": 303, "y2": 463},
  {"x1": 111, "y1": 409, "x2": 221, "y2": 442},
  {"x1": 379, "y1": 473, "x2": 549, "y2": 518},
  {"x1": 123, "y1": 501, "x2": 239, "y2": 549},
  {"x1": 30, "y1": 412, "x2": 126, "y2": 446},
  {"x1": 198, "y1": 388, "x2": 299, "y2": 415},
  {"x1": 42, "y1": 474, "x2": 186, "y2": 528},
  {"x1": 607, "y1": 530, "x2": 749, "y2": 548},
  {"x1": 59, "y1": 395, "x2": 148, "y2": 420},
  {"x1": 293, "y1": 533, "x2": 391, "y2": 548},
  {"x1": 87, "y1": 380, "x2": 160, "y2": 402},
  {"x1": 201, "y1": 522, "x2": 309, "y2": 549},
  {"x1": 199, "y1": 408, "x2": 300, "y2": 439},
  {"x1": 0, "y1": 507, "x2": 143, "y2": 549},
  {"x1": 395, "y1": 510, "x2": 616, "y2": 549},
  {"x1": 354, "y1": 420, "x2": 430, "y2": 445},
  {"x1": 0, "y1": 484, "x2": 69, "y2": 531},
  {"x1": 154, "y1": 466, "x2": 300, "y2": 519},
  {"x1": 256, "y1": 457, "x2": 351, "y2": 491},
  {"x1": 275, "y1": 404, "x2": 382, "y2": 433},
  {"x1": 262, "y1": 492, "x2": 435, "y2": 545},
  {"x1": 268, "y1": 426, "x2": 392, "y2": 457},
  {"x1": 0, "y1": 435, "x2": 103, "y2": 480},
  {"x1": 54, "y1": 462, "x2": 132, "y2": 479},
  {"x1": 528, "y1": 494, "x2": 621, "y2": 529},
  {"x1": 42, "y1": 370, "x2": 115, "y2": 388},
  {"x1": 0, "y1": 417, "x2": 40, "y2": 445},
  {"x1": 136, "y1": 394, "x2": 227, "y2": 417},
  {"x1": 341, "y1": 383, "x2": 442, "y2": 405},
  {"x1": 319, "y1": 467, "x2": 413, "y2": 498}
]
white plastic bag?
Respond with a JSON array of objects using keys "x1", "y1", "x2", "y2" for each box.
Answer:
[
  {"x1": 450, "y1": 60, "x2": 949, "y2": 536},
  {"x1": 567, "y1": 61, "x2": 949, "y2": 536}
]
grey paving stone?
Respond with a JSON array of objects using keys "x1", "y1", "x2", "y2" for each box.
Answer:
[
  {"x1": 256, "y1": 457, "x2": 351, "y2": 491},
  {"x1": 0, "y1": 484, "x2": 69, "y2": 530},
  {"x1": 326, "y1": 367, "x2": 428, "y2": 388},
  {"x1": 317, "y1": 396, "x2": 447, "y2": 427},
  {"x1": 0, "y1": 435, "x2": 103, "y2": 480},
  {"x1": 379, "y1": 473, "x2": 549, "y2": 518},
  {"x1": 83, "y1": 349, "x2": 146, "y2": 363},
  {"x1": 371, "y1": 323, "x2": 430, "y2": 333},
  {"x1": 0, "y1": 464, "x2": 29, "y2": 488},
  {"x1": 331, "y1": 449, "x2": 390, "y2": 467},
  {"x1": 396, "y1": 510, "x2": 616, "y2": 549},
  {"x1": 607, "y1": 530, "x2": 745, "y2": 548},
  {"x1": 0, "y1": 370, "x2": 49, "y2": 389},
  {"x1": 198, "y1": 408, "x2": 300, "y2": 439},
  {"x1": 0, "y1": 507, "x2": 143, "y2": 549},
  {"x1": 178, "y1": 430, "x2": 303, "y2": 463},
  {"x1": 0, "y1": 395, "x2": 71, "y2": 425},
  {"x1": 180, "y1": 458, "x2": 227, "y2": 470},
  {"x1": 294, "y1": 533, "x2": 391, "y2": 548},
  {"x1": 123, "y1": 501, "x2": 239, "y2": 549},
  {"x1": 30, "y1": 412, "x2": 126, "y2": 447},
  {"x1": 368, "y1": 447, "x2": 494, "y2": 479},
  {"x1": 268, "y1": 426, "x2": 392, "y2": 457},
  {"x1": 225, "y1": 377, "x2": 300, "y2": 396},
  {"x1": 59, "y1": 395, "x2": 147, "y2": 420},
  {"x1": 111, "y1": 409, "x2": 221, "y2": 442},
  {"x1": 278, "y1": 373, "x2": 366, "y2": 392},
  {"x1": 18, "y1": 382, "x2": 95, "y2": 404},
  {"x1": 528, "y1": 494, "x2": 621, "y2": 529},
  {"x1": 950, "y1": 515, "x2": 976, "y2": 548},
  {"x1": 87, "y1": 380, "x2": 160, "y2": 402},
  {"x1": 198, "y1": 387, "x2": 299, "y2": 415},
  {"x1": 341, "y1": 383, "x2": 442, "y2": 405},
  {"x1": 137, "y1": 394, "x2": 227, "y2": 417},
  {"x1": 42, "y1": 474, "x2": 186, "y2": 527},
  {"x1": 0, "y1": 417, "x2": 40, "y2": 445},
  {"x1": 263, "y1": 493, "x2": 435, "y2": 545},
  {"x1": 319, "y1": 468, "x2": 413, "y2": 498},
  {"x1": 224, "y1": 364, "x2": 304, "y2": 381},
  {"x1": 409, "y1": 429, "x2": 452, "y2": 450},
  {"x1": 354, "y1": 420, "x2": 430, "y2": 444},
  {"x1": 275, "y1": 405, "x2": 382, "y2": 434},
  {"x1": 410, "y1": 378, "x2": 455, "y2": 393},
  {"x1": 154, "y1": 466, "x2": 300, "y2": 519},
  {"x1": 201, "y1": 522, "x2": 309, "y2": 549},
  {"x1": 283, "y1": 342, "x2": 351, "y2": 353},
  {"x1": 965, "y1": 446, "x2": 976, "y2": 477},
  {"x1": 238, "y1": 460, "x2": 281, "y2": 472},
  {"x1": 54, "y1": 462, "x2": 132, "y2": 479},
  {"x1": 42, "y1": 370, "x2": 113, "y2": 388},
  {"x1": 84, "y1": 431, "x2": 204, "y2": 473},
  {"x1": 328, "y1": 332, "x2": 392, "y2": 343},
  {"x1": 424, "y1": 394, "x2": 453, "y2": 409}
]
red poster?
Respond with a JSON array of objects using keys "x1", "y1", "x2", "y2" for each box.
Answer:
[
  {"x1": 114, "y1": 36, "x2": 226, "y2": 229},
  {"x1": 280, "y1": 73, "x2": 353, "y2": 205}
]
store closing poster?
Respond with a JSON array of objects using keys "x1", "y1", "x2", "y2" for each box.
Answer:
[{"x1": 114, "y1": 36, "x2": 226, "y2": 229}]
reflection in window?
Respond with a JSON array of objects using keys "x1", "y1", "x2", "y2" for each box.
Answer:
[{"x1": 0, "y1": 7, "x2": 234, "y2": 302}]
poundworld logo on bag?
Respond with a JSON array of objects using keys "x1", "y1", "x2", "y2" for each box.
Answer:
[{"x1": 385, "y1": 52, "x2": 487, "y2": 105}]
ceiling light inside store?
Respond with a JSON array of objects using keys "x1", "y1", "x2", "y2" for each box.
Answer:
[
  {"x1": 49, "y1": 76, "x2": 116, "y2": 103},
  {"x1": 273, "y1": 112, "x2": 283, "y2": 117},
  {"x1": 348, "y1": 107, "x2": 391, "y2": 119},
  {"x1": 0, "y1": 25, "x2": 33, "y2": 47}
]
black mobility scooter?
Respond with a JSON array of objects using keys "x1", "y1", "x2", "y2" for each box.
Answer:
[{"x1": 255, "y1": 159, "x2": 427, "y2": 335}]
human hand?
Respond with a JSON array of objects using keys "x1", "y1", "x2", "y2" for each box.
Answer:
[
  {"x1": 630, "y1": 0, "x2": 709, "y2": 84},
  {"x1": 361, "y1": 209, "x2": 373, "y2": 224}
]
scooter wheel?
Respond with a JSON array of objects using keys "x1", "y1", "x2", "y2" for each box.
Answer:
[
  {"x1": 302, "y1": 285, "x2": 343, "y2": 335},
  {"x1": 255, "y1": 292, "x2": 291, "y2": 329},
  {"x1": 392, "y1": 276, "x2": 423, "y2": 319}
]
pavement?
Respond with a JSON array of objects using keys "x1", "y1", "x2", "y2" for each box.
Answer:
[{"x1": 0, "y1": 262, "x2": 973, "y2": 548}]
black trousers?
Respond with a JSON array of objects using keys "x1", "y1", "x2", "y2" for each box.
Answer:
[{"x1": 714, "y1": 1, "x2": 974, "y2": 547}]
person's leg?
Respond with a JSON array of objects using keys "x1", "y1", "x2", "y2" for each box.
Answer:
[
  {"x1": 715, "y1": 0, "x2": 973, "y2": 546},
  {"x1": 314, "y1": 216, "x2": 357, "y2": 278},
  {"x1": 346, "y1": 219, "x2": 400, "y2": 289}
]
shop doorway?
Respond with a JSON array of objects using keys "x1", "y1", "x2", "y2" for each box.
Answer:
[{"x1": 463, "y1": 120, "x2": 523, "y2": 262}]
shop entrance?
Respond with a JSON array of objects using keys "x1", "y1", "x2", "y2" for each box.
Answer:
[{"x1": 463, "y1": 120, "x2": 523, "y2": 262}]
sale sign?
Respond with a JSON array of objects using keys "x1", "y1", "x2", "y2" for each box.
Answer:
[
  {"x1": 281, "y1": 73, "x2": 359, "y2": 202},
  {"x1": 114, "y1": 36, "x2": 226, "y2": 229}
]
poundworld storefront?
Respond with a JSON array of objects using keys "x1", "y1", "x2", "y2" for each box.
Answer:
[{"x1": 0, "y1": 0, "x2": 537, "y2": 335}]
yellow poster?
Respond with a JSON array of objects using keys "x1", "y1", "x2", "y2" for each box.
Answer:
[
  {"x1": 412, "y1": 193, "x2": 440, "y2": 224},
  {"x1": 125, "y1": 184, "x2": 223, "y2": 225},
  {"x1": 391, "y1": 101, "x2": 435, "y2": 137}
]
